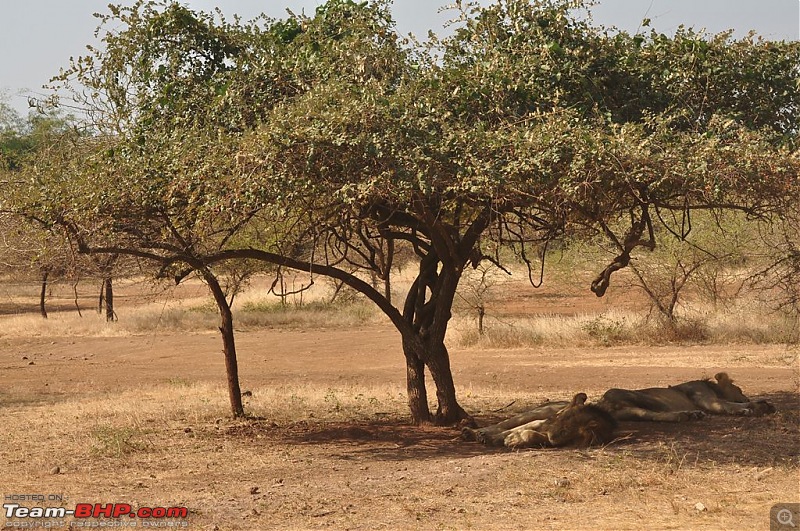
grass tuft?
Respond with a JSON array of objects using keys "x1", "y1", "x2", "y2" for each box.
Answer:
[{"x1": 90, "y1": 425, "x2": 150, "y2": 457}]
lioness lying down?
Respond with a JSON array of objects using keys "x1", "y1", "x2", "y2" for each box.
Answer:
[
  {"x1": 463, "y1": 393, "x2": 617, "y2": 449},
  {"x1": 596, "y1": 372, "x2": 776, "y2": 422},
  {"x1": 463, "y1": 372, "x2": 774, "y2": 449}
]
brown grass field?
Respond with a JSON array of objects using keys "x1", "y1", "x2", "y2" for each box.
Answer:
[{"x1": 1, "y1": 275, "x2": 798, "y2": 530}]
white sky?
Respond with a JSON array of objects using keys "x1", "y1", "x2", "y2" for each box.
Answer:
[{"x1": 1, "y1": 0, "x2": 798, "y2": 115}]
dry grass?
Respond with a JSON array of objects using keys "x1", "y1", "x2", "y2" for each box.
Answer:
[
  {"x1": 4, "y1": 286, "x2": 794, "y2": 351},
  {"x1": 2, "y1": 270, "x2": 797, "y2": 530},
  {"x1": 0, "y1": 295, "x2": 380, "y2": 338},
  {"x1": 0, "y1": 300, "x2": 217, "y2": 337},
  {"x1": 451, "y1": 303, "x2": 799, "y2": 349},
  {"x1": 2, "y1": 378, "x2": 796, "y2": 530},
  {"x1": 237, "y1": 298, "x2": 379, "y2": 329}
]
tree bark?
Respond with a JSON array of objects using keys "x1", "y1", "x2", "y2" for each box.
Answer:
[
  {"x1": 104, "y1": 276, "x2": 116, "y2": 322},
  {"x1": 203, "y1": 270, "x2": 245, "y2": 418},
  {"x1": 426, "y1": 341, "x2": 472, "y2": 425},
  {"x1": 384, "y1": 237, "x2": 394, "y2": 304},
  {"x1": 72, "y1": 279, "x2": 83, "y2": 317},
  {"x1": 39, "y1": 270, "x2": 49, "y2": 319},
  {"x1": 400, "y1": 334, "x2": 472, "y2": 426},
  {"x1": 402, "y1": 335, "x2": 431, "y2": 425}
]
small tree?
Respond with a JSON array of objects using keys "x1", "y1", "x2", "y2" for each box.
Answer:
[
  {"x1": 456, "y1": 261, "x2": 506, "y2": 336},
  {"x1": 0, "y1": 110, "x2": 90, "y2": 318},
  {"x1": 0, "y1": 214, "x2": 74, "y2": 317},
  {"x1": 748, "y1": 205, "x2": 800, "y2": 316},
  {"x1": 11, "y1": 1, "x2": 272, "y2": 417},
  {"x1": 618, "y1": 212, "x2": 758, "y2": 322}
]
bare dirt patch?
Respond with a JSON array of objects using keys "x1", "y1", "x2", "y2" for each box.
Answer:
[
  {"x1": 1, "y1": 276, "x2": 798, "y2": 530},
  {"x1": 1, "y1": 320, "x2": 798, "y2": 530}
]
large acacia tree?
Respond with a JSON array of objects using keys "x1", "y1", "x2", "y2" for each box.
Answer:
[
  {"x1": 221, "y1": 0, "x2": 798, "y2": 424},
  {"x1": 9, "y1": 0, "x2": 798, "y2": 424}
]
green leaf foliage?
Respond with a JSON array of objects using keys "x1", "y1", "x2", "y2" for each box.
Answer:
[{"x1": 6, "y1": 0, "x2": 798, "y2": 289}]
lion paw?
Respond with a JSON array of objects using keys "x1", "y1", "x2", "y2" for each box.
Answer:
[
  {"x1": 504, "y1": 432, "x2": 523, "y2": 448},
  {"x1": 752, "y1": 400, "x2": 776, "y2": 416},
  {"x1": 461, "y1": 427, "x2": 478, "y2": 442},
  {"x1": 686, "y1": 410, "x2": 706, "y2": 421},
  {"x1": 474, "y1": 429, "x2": 493, "y2": 445}
]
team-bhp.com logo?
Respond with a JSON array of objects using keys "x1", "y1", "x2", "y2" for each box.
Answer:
[{"x1": 4, "y1": 498, "x2": 189, "y2": 527}]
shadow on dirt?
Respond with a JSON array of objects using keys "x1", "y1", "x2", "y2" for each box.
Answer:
[
  {"x1": 0, "y1": 301, "x2": 81, "y2": 316},
  {"x1": 0, "y1": 391, "x2": 70, "y2": 408},
  {"x1": 609, "y1": 391, "x2": 799, "y2": 467},
  {"x1": 227, "y1": 418, "x2": 505, "y2": 460},
  {"x1": 226, "y1": 392, "x2": 798, "y2": 467}
]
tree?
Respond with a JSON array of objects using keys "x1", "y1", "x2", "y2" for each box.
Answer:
[
  {"x1": 748, "y1": 204, "x2": 800, "y2": 316},
  {"x1": 0, "y1": 212, "x2": 75, "y2": 317},
  {"x1": 597, "y1": 212, "x2": 759, "y2": 323},
  {"x1": 457, "y1": 261, "x2": 505, "y2": 337},
  {"x1": 8, "y1": 1, "x2": 272, "y2": 417},
  {"x1": 9, "y1": 0, "x2": 798, "y2": 426},
  {"x1": 1, "y1": 106, "x2": 94, "y2": 318},
  {"x1": 223, "y1": 0, "x2": 797, "y2": 424}
]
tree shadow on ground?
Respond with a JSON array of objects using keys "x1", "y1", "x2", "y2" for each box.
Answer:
[
  {"x1": 225, "y1": 391, "x2": 798, "y2": 466},
  {"x1": 0, "y1": 301, "x2": 78, "y2": 315},
  {"x1": 608, "y1": 391, "x2": 799, "y2": 468},
  {"x1": 226, "y1": 417, "x2": 506, "y2": 461}
]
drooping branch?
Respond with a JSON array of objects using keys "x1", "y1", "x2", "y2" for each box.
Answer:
[{"x1": 591, "y1": 203, "x2": 656, "y2": 297}]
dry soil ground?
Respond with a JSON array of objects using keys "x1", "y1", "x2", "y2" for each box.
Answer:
[{"x1": 0, "y1": 280, "x2": 798, "y2": 530}]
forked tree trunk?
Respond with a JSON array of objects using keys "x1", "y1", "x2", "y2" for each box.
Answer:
[
  {"x1": 396, "y1": 255, "x2": 475, "y2": 426},
  {"x1": 400, "y1": 335, "x2": 472, "y2": 426},
  {"x1": 39, "y1": 270, "x2": 49, "y2": 319},
  {"x1": 203, "y1": 270, "x2": 244, "y2": 418}
]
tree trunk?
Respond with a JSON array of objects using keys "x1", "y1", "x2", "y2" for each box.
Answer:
[
  {"x1": 203, "y1": 270, "x2": 245, "y2": 418},
  {"x1": 384, "y1": 238, "x2": 394, "y2": 304},
  {"x1": 97, "y1": 254, "x2": 119, "y2": 321},
  {"x1": 98, "y1": 280, "x2": 105, "y2": 314},
  {"x1": 402, "y1": 335, "x2": 431, "y2": 425},
  {"x1": 384, "y1": 274, "x2": 392, "y2": 304},
  {"x1": 398, "y1": 257, "x2": 473, "y2": 426},
  {"x1": 104, "y1": 276, "x2": 116, "y2": 322},
  {"x1": 399, "y1": 335, "x2": 472, "y2": 426},
  {"x1": 423, "y1": 266, "x2": 472, "y2": 426},
  {"x1": 426, "y1": 341, "x2": 472, "y2": 426},
  {"x1": 39, "y1": 270, "x2": 49, "y2": 319},
  {"x1": 72, "y1": 279, "x2": 83, "y2": 317}
]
